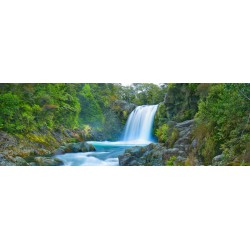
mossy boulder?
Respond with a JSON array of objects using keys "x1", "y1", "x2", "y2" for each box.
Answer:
[
  {"x1": 34, "y1": 157, "x2": 64, "y2": 166},
  {"x1": 54, "y1": 142, "x2": 96, "y2": 155}
]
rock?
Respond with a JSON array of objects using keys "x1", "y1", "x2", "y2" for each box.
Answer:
[
  {"x1": 119, "y1": 143, "x2": 167, "y2": 166},
  {"x1": 212, "y1": 154, "x2": 224, "y2": 166},
  {"x1": 165, "y1": 148, "x2": 179, "y2": 154},
  {"x1": 175, "y1": 119, "x2": 194, "y2": 129},
  {"x1": 54, "y1": 142, "x2": 96, "y2": 155},
  {"x1": 33, "y1": 149, "x2": 51, "y2": 156},
  {"x1": 0, "y1": 154, "x2": 14, "y2": 166},
  {"x1": 125, "y1": 146, "x2": 145, "y2": 157},
  {"x1": 119, "y1": 118, "x2": 198, "y2": 166},
  {"x1": 112, "y1": 100, "x2": 137, "y2": 114},
  {"x1": 175, "y1": 156, "x2": 187, "y2": 164},
  {"x1": 28, "y1": 162, "x2": 37, "y2": 166},
  {"x1": 12, "y1": 156, "x2": 28, "y2": 166},
  {"x1": 191, "y1": 139, "x2": 198, "y2": 149},
  {"x1": 34, "y1": 157, "x2": 64, "y2": 166}
]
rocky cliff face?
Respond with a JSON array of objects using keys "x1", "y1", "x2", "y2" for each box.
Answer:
[
  {"x1": 111, "y1": 100, "x2": 137, "y2": 125},
  {"x1": 154, "y1": 84, "x2": 200, "y2": 133},
  {"x1": 0, "y1": 129, "x2": 96, "y2": 166},
  {"x1": 119, "y1": 119, "x2": 201, "y2": 166}
]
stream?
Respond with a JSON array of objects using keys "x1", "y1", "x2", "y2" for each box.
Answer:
[{"x1": 56, "y1": 141, "x2": 150, "y2": 166}]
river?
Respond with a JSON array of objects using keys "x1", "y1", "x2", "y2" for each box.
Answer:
[{"x1": 56, "y1": 105, "x2": 158, "y2": 166}]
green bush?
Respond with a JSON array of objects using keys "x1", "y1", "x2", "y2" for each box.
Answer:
[
  {"x1": 156, "y1": 124, "x2": 169, "y2": 143},
  {"x1": 166, "y1": 156, "x2": 177, "y2": 166}
]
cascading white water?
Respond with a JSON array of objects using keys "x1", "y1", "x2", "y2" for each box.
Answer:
[
  {"x1": 122, "y1": 105, "x2": 158, "y2": 142},
  {"x1": 58, "y1": 104, "x2": 158, "y2": 166}
]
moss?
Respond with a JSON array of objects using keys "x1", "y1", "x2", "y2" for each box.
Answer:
[{"x1": 165, "y1": 156, "x2": 177, "y2": 166}]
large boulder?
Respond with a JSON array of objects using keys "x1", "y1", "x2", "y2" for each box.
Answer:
[
  {"x1": 34, "y1": 157, "x2": 64, "y2": 166},
  {"x1": 54, "y1": 142, "x2": 96, "y2": 155}
]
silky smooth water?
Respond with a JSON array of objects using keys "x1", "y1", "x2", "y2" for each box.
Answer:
[
  {"x1": 57, "y1": 105, "x2": 158, "y2": 166},
  {"x1": 122, "y1": 105, "x2": 158, "y2": 142},
  {"x1": 56, "y1": 141, "x2": 148, "y2": 166}
]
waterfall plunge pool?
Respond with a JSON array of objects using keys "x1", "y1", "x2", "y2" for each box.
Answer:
[
  {"x1": 56, "y1": 140, "x2": 152, "y2": 166},
  {"x1": 56, "y1": 105, "x2": 158, "y2": 166}
]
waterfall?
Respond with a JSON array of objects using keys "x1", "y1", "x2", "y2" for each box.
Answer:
[{"x1": 122, "y1": 105, "x2": 158, "y2": 142}]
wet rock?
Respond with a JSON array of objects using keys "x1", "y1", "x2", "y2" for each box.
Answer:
[
  {"x1": 34, "y1": 157, "x2": 64, "y2": 166},
  {"x1": 119, "y1": 143, "x2": 167, "y2": 166},
  {"x1": 54, "y1": 142, "x2": 96, "y2": 155},
  {"x1": 28, "y1": 162, "x2": 37, "y2": 166}
]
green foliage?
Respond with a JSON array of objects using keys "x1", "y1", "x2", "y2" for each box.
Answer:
[
  {"x1": 78, "y1": 84, "x2": 104, "y2": 128},
  {"x1": 165, "y1": 156, "x2": 177, "y2": 166},
  {"x1": 168, "y1": 128, "x2": 179, "y2": 148},
  {"x1": 194, "y1": 83, "x2": 250, "y2": 165},
  {"x1": 0, "y1": 83, "x2": 81, "y2": 134},
  {"x1": 154, "y1": 103, "x2": 168, "y2": 131},
  {"x1": 164, "y1": 83, "x2": 201, "y2": 122},
  {"x1": 156, "y1": 124, "x2": 169, "y2": 143},
  {"x1": 120, "y1": 83, "x2": 168, "y2": 105},
  {"x1": 1, "y1": 82, "x2": 249, "y2": 167},
  {"x1": 0, "y1": 93, "x2": 22, "y2": 132}
]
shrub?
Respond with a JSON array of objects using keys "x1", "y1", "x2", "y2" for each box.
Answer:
[
  {"x1": 168, "y1": 128, "x2": 179, "y2": 147},
  {"x1": 166, "y1": 156, "x2": 177, "y2": 166},
  {"x1": 156, "y1": 124, "x2": 169, "y2": 143}
]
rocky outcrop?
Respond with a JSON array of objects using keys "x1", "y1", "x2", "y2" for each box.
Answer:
[
  {"x1": 119, "y1": 143, "x2": 167, "y2": 166},
  {"x1": 111, "y1": 100, "x2": 137, "y2": 125},
  {"x1": 54, "y1": 142, "x2": 96, "y2": 155},
  {"x1": 0, "y1": 154, "x2": 14, "y2": 166},
  {"x1": 111, "y1": 100, "x2": 137, "y2": 114},
  {"x1": 119, "y1": 119, "x2": 201, "y2": 166},
  {"x1": 0, "y1": 129, "x2": 94, "y2": 166},
  {"x1": 33, "y1": 157, "x2": 64, "y2": 166},
  {"x1": 212, "y1": 154, "x2": 224, "y2": 166}
]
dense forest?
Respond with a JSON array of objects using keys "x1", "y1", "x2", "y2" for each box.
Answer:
[
  {"x1": 0, "y1": 83, "x2": 249, "y2": 166},
  {"x1": 154, "y1": 83, "x2": 250, "y2": 165},
  {"x1": 0, "y1": 83, "x2": 166, "y2": 138}
]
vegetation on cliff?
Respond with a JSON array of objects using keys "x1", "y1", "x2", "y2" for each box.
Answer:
[
  {"x1": 0, "y1": 83, "x2": 249, "y2": 166},
  {"x1": 154, "y1": 83, "x2": 250, "y2": 165}
]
